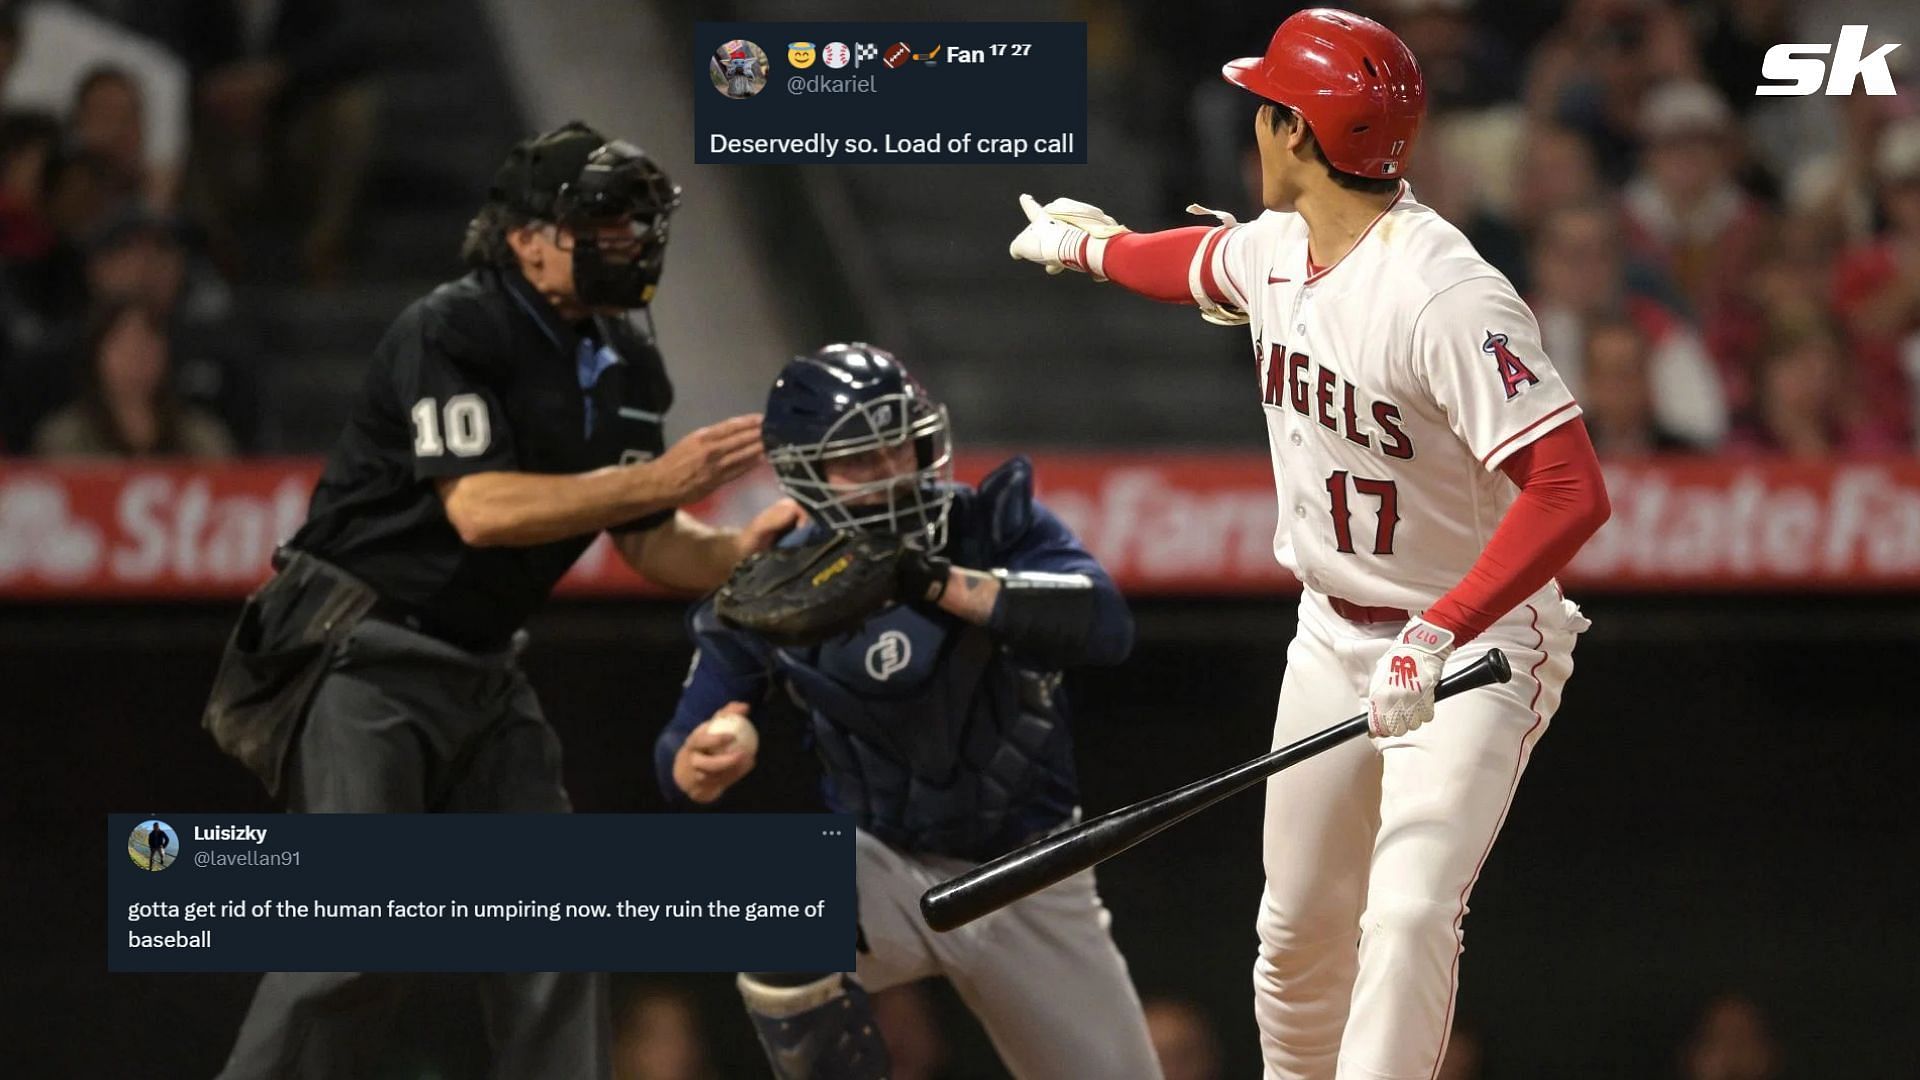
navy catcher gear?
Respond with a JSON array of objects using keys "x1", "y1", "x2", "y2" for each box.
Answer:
[
  {"x1": 763, "y1": 343, "x2": 955, "y2": 550},
  {"x1": 737, "y1": 971, "x2": 890, "y2": 1080}
]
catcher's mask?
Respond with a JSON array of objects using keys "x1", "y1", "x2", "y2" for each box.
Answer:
[
  {"x1": 490, "y1": 122, "x2": 682, "y2": 308},
  {"x1": 764, "y1": 343, "x2": 955, "y2": 551}
]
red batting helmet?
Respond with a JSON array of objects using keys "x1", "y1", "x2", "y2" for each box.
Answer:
[{"x1": 1222, "y1": 8, "x2": 1426, "y2": 179}]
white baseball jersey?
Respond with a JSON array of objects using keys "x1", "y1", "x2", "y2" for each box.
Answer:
[{"x1": 1195, "y1": 183, "x2": 1580, "y2": 611}]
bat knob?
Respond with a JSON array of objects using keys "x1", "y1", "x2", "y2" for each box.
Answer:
[{"x1": 1485, "y1": 648, "x2": 1511, "y2": 684}]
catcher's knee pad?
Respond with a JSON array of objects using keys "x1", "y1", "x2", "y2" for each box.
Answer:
[{"x1": 737, "y1": 971, "x2": 890, "y2": 1080}]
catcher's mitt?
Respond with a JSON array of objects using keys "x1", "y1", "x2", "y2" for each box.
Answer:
[{"x1": 715, "y1": 532, "x2": 910, "y2": 646}]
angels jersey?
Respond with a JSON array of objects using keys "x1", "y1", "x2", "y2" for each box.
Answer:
[{"x1": 1196, "y1": 184, "x2": 1580, "y2": 611}]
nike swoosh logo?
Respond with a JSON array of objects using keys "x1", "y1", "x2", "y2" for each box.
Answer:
[{"x1": 1268, "y1": 275, "x2": 1291, "y2": 284}]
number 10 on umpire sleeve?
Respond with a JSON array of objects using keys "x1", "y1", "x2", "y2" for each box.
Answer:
[{"x1": 411, "y1": 394, "x2": 492, "y2": 458}]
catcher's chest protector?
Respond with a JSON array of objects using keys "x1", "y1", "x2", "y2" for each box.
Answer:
[{"x1": 775, "y1": 603, "x2": 1078, "y2": 862}]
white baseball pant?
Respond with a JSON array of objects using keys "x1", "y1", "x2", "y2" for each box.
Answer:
[{"x1": 1254, "y1": 586, "x2": 1588, "y2": 1080}]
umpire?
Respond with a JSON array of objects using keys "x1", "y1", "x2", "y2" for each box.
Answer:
[{"x1": 202, "y1": 122, "x2": 797, "y2": 1079}]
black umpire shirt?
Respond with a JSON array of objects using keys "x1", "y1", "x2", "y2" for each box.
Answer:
[{"x1": 290, "y1": 265, "x2": 674, "y2": 650}]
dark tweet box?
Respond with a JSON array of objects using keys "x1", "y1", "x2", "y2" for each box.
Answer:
[
  {"x1": 695, "y1": 22, "x2": 1086, "y2": 164},
  {"x1": 108, "y1": 814, "x2": 855, "y2": 972}
]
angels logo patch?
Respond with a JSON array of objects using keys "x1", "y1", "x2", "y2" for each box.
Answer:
[{"x1": 1482, "y1": 331, "x2": 1540, "y2": 400}]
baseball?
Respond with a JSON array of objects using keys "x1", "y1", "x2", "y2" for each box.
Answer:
[{"x1": 705, "y1": 713, "x2": 760, "y2": 755}]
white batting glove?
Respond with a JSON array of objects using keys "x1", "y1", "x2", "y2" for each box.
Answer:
[
  {"x1": 1367, "y1": 619, "x2": 1457, "y2": 738},
  {"x1": 1008, "y1": 193, "x2": 1130, "y2": 280}
]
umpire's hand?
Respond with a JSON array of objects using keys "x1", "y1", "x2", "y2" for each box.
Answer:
[
  {"x1": 653, "y1": 415, "x2": 765, "y2": 504},
  {"x1": 672, "y1": 703, "x2": 759, "y2": 803}
]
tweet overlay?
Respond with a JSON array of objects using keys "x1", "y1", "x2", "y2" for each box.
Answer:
[
  {"x1": 108, "y1": 814, "x2": 855, "y2": 972},
  {"x1": 696, "y1": 22, "x2": 1087, "y2": 164}
]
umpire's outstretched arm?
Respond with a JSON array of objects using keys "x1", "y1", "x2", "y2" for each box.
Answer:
[{"x1": 437, "y1": 414, "x2": 762, "y2": 547}]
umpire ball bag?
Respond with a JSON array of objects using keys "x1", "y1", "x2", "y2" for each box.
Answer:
[{"x1": 201, "y1": 549, "x2": 379, "y2": 796}]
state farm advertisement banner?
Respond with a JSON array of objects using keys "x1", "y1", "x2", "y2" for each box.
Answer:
[{"x1": 2, "y1": 454, "x2": 1919, "y2": 598}]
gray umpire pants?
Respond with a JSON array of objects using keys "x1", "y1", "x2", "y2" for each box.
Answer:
[{"x1": 216, "y1": 617, "x2": 610, "y2": 1080}]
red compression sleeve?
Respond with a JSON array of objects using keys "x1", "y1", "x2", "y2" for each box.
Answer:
[
  {"x1": 1422, "y1": 419, "x2": 1611, "y2": 644},
  {"x1": 1101, "y1": 228, "x2": 1226, "y2": 305}
]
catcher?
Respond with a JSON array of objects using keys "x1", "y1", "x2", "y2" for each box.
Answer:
[{"x1": 653, "y1": 343, "x2": 1163, "y2": 1080}]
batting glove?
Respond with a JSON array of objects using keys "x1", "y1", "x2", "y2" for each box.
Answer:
[
  {"x1": 1009, "y1": 193, "x2": 1130, "y2": 280},
  {"x1": 1367, "y1": 618, "x2": 1456, "y2": 738}
]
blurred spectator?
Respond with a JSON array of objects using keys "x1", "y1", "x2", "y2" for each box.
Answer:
[
  {"x1": 1581, "y1": 318, "x2": 1698, "y2": 455},
  {"x1": 30, "y1": 295, "x2": 233, "y2": 458},
  {"x1": 610, "y1": 984, "x2": 716, "y2": 1080},
  {"x1": 1406, "y1": 120, "x2": 1525, "y2": 282},
  {"x1": 1832, "y1": 118, "x2": 1920, "y2": 447},
  {"x1": 870, "y1": 981, "x2": 953, "y2": 1080},
  {"x1": 1622, "y1": 79, "x2": 1771, "y2": 325},
  {"x1": 0, "y1": 137, "x2": 112, "y2": 360},
  {"x1": 85, "y1": 205, "x2": 259, "y2": 448},
  {"x1": 3, "y1": 203, "x2": 258, "y2": 454},
  {"x1": 1435, "y1": 1017, "x2": 1482, "y2": 1080},
  {"x1": 68, "y1": 64, "x2": 146, "y2": 204},
  {"x1": 1524, "y1": 0, "x2": 1701, "y2": 183},
  {"x1": 1728, "y1": 320, "x2": 1900, "y2": 457},
  {"x1": 1378, "y1": 0, "x2": 1518, "y2": 111},
  {"x1": 1143, "y1": 997, "x2": 1221, "y2": 1080},
  {"x1": 1530, "y1": 202, "x2": 1729, "y2": 446},
  {"x1": 1679, "y1": 993, "x2": 1781, "y2": 1080},
  {"x1": 1781, "y1": 90, "x2": 1915, "y2": 246},
  {"x1": 0, "y1": 107, "x2": 56, "y2": 259},
  {"x1": 148, "y1": 0, "x2": 381, "y2": 283},
  {"x1": 1692, "y1": 0, "x2": 1794, "y2": 119},
  {"x1": 1707, "y1": 244, "x2": 1837, "y2": 420},
  {"x1": 1138, "y1": 1, "x2": 1287, "y2": 217},
  {"x1": 0, "y1": 0, "x2": 186, "y2": 206},
  {"x1": 1511, "y1": 122, "x2": 1606, "y2": 234}
]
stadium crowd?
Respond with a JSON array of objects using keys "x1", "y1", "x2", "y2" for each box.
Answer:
[{"x1": 0, "y1": 0, "x2": 376, "y2": 457}]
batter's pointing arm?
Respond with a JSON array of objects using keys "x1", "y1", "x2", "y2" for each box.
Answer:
[{"x1": 1008, "y1": 193, "x2": 1270, "y2": 325}]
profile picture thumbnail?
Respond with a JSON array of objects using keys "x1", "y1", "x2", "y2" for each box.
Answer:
[
  {"x1": 129, "y1": 819, "x2": 178, "y2": 871},
  {"x1": 711, "y1": 39, "x2": 771, "y2": 99}
]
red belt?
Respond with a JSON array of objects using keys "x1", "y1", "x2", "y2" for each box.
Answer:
[{"x1": 1326, "y1": 595, "x2": 1411, "y2": 624}]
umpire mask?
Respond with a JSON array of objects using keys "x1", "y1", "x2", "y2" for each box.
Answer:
[{"x1": 553, "y1": 140, "x2": 683, "y2": 308}]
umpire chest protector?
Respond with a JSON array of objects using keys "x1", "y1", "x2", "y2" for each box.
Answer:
[{"x1": 767, "y1": 462, "x2": 1080, "y2": 860}]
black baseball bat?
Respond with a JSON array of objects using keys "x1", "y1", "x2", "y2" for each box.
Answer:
[{"x1": 919, "y1": 649, "x2": 1512, "y2": 933}]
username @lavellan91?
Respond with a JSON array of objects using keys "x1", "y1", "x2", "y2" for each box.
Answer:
[
  {"x1": 109, "y1": 814, "x2": 855, "y2": 972},
  {"x1": 694, "y1": 21, "x2": 1088, "y2": 164}
]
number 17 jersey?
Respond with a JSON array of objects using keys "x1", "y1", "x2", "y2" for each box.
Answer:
[{"x1": 1199, "y1": 184, "x2": 1581, "y2": 611}]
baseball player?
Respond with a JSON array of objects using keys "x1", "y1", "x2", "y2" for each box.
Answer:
[
  {"x1": 1008, "y1": 10, "x2": 1612, "y2": 1080},
  {"x1": 654, "y1": 343, "x2": 1162, "y2": 1080},
  {"x1": 201, "y1": 122, "x2": 796, "y2": 1079}
]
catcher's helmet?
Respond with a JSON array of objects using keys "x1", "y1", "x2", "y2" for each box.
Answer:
[
  {"x1": 1222, "y1": 8, "x2": 1426, "y2": 179},
  {"x1": 763, "y1": 343, "x2": 954, "y2": 550}
]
